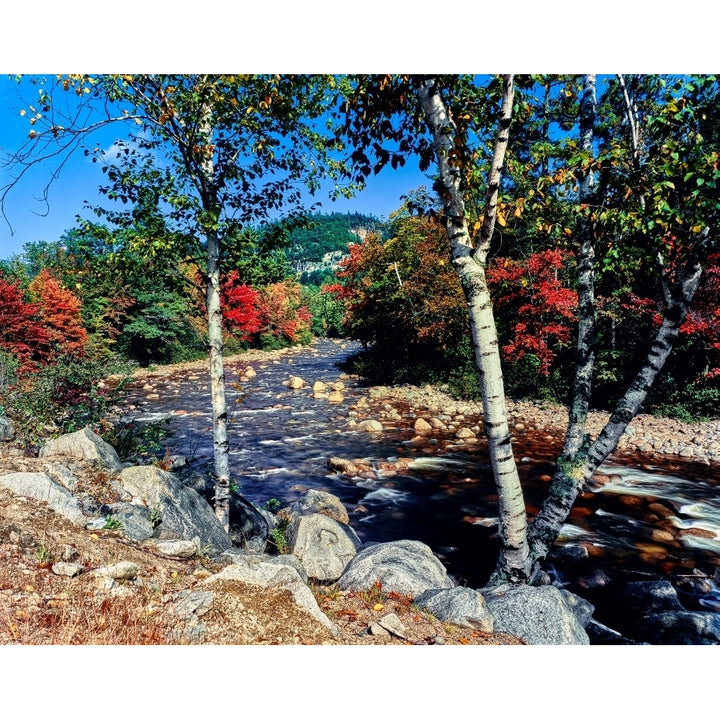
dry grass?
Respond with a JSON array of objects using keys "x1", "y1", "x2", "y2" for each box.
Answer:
[{"x1": 0, "y1": 470, "x2": 522, "y2": 646}]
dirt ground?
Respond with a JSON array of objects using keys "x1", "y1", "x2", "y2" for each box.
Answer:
[{"x1": 0, "y1": 457, "x2": 522, "y2": 646}]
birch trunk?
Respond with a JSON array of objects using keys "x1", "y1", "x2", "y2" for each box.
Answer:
[
  {"x1": 197, "y1": 98, "x2": 231, "y2": 531},
  {"x1": 417, "y1": 76, "x2": 531, "y2": 584},
  {"x1": 528, "y1": 260, "x2": 704, "y2": 564}
]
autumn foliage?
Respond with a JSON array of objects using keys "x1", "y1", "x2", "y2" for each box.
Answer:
[
  {"x1": 222, "y1": 272, "x2": 312, "y2": 347},
  {"x1": 28, "y1": 269, "x2": 88, "y2": 359},
  {"x1": 0, "y1": 274, "x2": 50, "y2": 369},
  {"x1": 486, "y1": 249, "x2": 577, "y2": 376}
]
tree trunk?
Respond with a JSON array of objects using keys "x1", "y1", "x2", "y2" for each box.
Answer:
[
  {"x1": 206, "y1": 226, "x2": 231, "y2": 530},
  {"x1": 416, "y1": 76, "x2": 531, "y2": 584},
  {"x1": 528, "y1": 259, "x2": 704, "y2": 566},
  {"x1": 197, "y1": 96, "x2": 231, "y2": 531}
]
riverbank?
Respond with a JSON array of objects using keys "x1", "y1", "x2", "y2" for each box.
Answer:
[{"x1": 122, "y1": 339, "x2": 720, "y2": 466}]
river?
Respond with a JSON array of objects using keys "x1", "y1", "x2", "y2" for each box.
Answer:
[{"x1": 116, "y1": 338, "x2": 720, "y2": 634}]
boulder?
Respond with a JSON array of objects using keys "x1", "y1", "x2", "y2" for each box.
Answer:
[
  {"x1": 229, "y1": 492, "x2": 270, "y2": 552},
  {"x1": 39, "y1": 428, "x2": 123, "y2": 473},
  {"x1": 118, "y1": 465, "x2": 231, "y2": 555},
  {"x1": 202, "y1": 559, "x2": 336, "y2": 634},
  {"x1": 481, "y1": 584, "x2": 589, "y2": 645},
  {"x1": 338, "y1": 539, "x2": 454, "y2": 597},
  {"x1": 287, "y1": 512, "x2": 361, "y2": 581},
  {"x1": 0, "y1": 472, "x2": 86, "y2": 526},
  {"x1": 633, "y1": 611, "x2": 720, "y2": 645},
  {"x1": 618, "y1": 580, "x2": 685, "y2": 618},
  {"x1": 291, "y1": 488, "x2": 350, "y2": 525},
  {"x1": 415, "y1": 587, "x2": 494, "y2": 632}
]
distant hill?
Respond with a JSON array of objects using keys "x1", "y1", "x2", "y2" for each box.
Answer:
[{"x1": 283, "y1": 212, "x2": 388, "y2": 285}]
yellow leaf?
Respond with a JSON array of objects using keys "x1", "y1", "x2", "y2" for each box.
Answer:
[
  {"x1": 90, "y1": 533, "x2": 99, "y2": 540},
  {"x1": 496, "y1": 211, "x2": 507, "y2": 227},
  {"x1": 373, "y1": 603, "x2": 384, "y2": 611}
]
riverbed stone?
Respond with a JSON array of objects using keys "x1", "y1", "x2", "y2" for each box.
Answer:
[
  {"x1": 358, "y1": 420, "x2": 383, "y2": 433},
  {"x1": 415, "y1": 586, "x2": 494, "y2": 632},
  {"x1": 291, "y1": 489, "x2": 350, "y2": 525},
  {"x1": 287, "y1": 512, "x2": 361, "y2": 581},
  {"x1": 618, "y1": 580, "x2": 685, "y2": 618},
  {"x1": 632, "y1": 611, "x2": 720, "y2": 645},
  {"x1": 481, "y1": 584, "x2": 590, "y2": 645},
  {"x1": 338, "y1": 539, "x2": 454, "y2": 597},
  {"x1": 39, "y1": 428, "x2": 123, "y2": 473}
]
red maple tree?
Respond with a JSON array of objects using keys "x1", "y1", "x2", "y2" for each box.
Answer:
[{"x1": 28, "y1": 269, "x2": 88, "y2": 359}]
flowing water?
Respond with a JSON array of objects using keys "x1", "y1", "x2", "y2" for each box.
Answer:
[{"x1": 116, "y1": 339, "x2": 720, "y2": 630}]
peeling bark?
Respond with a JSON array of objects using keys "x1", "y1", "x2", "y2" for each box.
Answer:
[{"x1": 417, "y1": 76, "x2": 531, "y2": 584}]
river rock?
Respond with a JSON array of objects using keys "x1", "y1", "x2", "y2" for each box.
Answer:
[
  {"x1": 338, "y1": 539, "x2": 454, "y2": 597},
  {"x1": 328, "y1": 457, "x2": 360, "y2": 477},
  {"x1": 229, "y1": 492, "x2": 270, "y2": 553},
  {"x1": 39, "y1": 428, "x2": 123, "y2": 473},
  {"x1": 358, "y1": 420, "x2": 383, "y2": 433},
  {"x1": 291, "y1": 488, "x2": 350, "y2": 525},
  {"x1": 632, "y1": 611, "x2": 720, "y2": 645},
  {"x1": 118, "y1": 465, "x2": 231, "y2": 556},
  {"x1": 618, "y1": 580, "x2": 685, "y2": 618},
  {"x1": 0, "y1": 472, "x2": 87, "y2": 527},
  {"x1": 287, "y1": 512, "x2": 361, "y2": 581},
  {"x1": 481, "y1": 584, "x2": 590, "y2": 645},
  {"x1": 327, "y1": 390, "x2": 344, "y2": 403},
  {"x1": 286, "y1": 376, "x2": 306, "y2": 389},
  {"x1": 414, "y1": 418, "x2": 432, "y2": 434},
  {"x1": 415, "y1": 586, "x2": 494, "y2": 632}
]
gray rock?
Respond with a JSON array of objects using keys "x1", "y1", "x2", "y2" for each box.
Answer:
[
  {"x1": 96, "y1": 561, "x2": 140, "y2": 580},
  {"x1": 119, "y1": 465, "x2": 231, "y2": 556},
  {"x1": 105, "y1": 502, "x2": 155, "y2": 542},
  {"x1": 51, "y1": 562, "x2": 84, "y2": 577},
  {"x1": 482, "y1": 584, "x2": 589, "y2": 645},
  {"x1": 202, "y1": 560, "x2": 336, "y2": 634},
  {"x1": 633, "y1": 611, "x2": 720, "y2": 645},
  {"x1": 558, "y1": 589, "x2": 595, "y2": 628},
  {"x1": 0, "y1": 415, "x2": 14, "y2": 441},
  {"x1": 229, "y1": 492, "x2": 270, "y2": 552},
  {"x1": 154, "y1": 538, "x2": 202, "y2": 558},
  {"x1": 415, "y1": 587, "x2": 494, "y2": 632},
  {"x1": 0, "y1": 472, "x2": 86, "y2": 526},
  {"x1": 218, "y1": 548, "x2": 310, "y2": 584},
  {"x1": 288, "y1": 512, "x2": 361, "y2": 581},
  {"x1": 338, "y1": 540, "x2": 454, "y2": 597},
  {"x1": 291, "y1": 488, "x2": 350, "y2": 525},
  {"x1": 618, "y1": 580, "x2": 685, "y2": 618},
  {"x1": 39, "y1": 428, "x2": 123, "y2": 473},
  {"x1": 170, "y1": 590, "x2": 215, "y2": 619},
  {"x1": 43, "y1": 463, "x2": 79, "y2": 492},
  {"x1": 378, "y1": 612, "x2": 407, "y2": 639}
]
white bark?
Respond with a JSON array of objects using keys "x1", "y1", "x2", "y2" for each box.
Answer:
[
  {"x1": 197, "y1": 98, "x2": 231, "y2": 531},
  {"x1": 416, "y1": 77, "x2": 530, "y2": 583}
]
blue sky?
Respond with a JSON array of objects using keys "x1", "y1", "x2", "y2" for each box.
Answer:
[{"x1": 0, "y1": 75, "x2": 433, "y2": 261}]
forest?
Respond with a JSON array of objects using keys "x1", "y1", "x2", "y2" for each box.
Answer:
[{"x1": 1, "y1": 74, "x2": 718, "y2": 583}]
